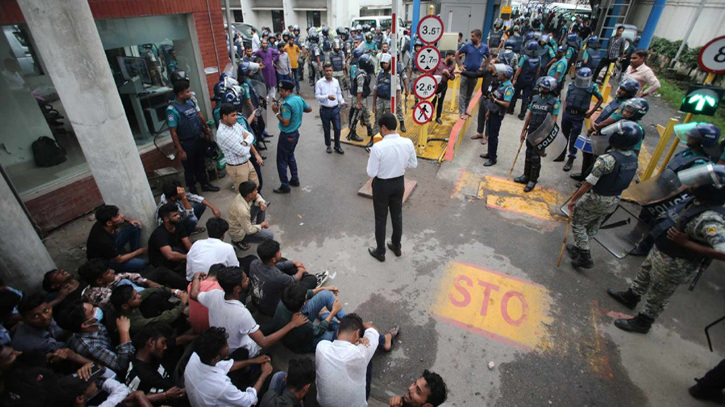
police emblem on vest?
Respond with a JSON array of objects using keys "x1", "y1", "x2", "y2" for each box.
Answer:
[
  {"x1": 488, "y1": 83, "x2": 514, "y2": 116},
  {"x1": 651, "y1": 197, "x2": 725, "y2": 262},
  {"x1": 171, "y1": 101, "x2": 201, "y2": 141}
]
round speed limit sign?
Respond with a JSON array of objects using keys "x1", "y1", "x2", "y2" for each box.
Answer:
[
  {"x1": 698, "y1": 36, "x2": 725, "y2": 74},
  {"x1": 414, "y1": 74, "x2": 438, "y2": 99},
  {"x1": 417, "y1": 15, "x2": 444, "y2": 44}
]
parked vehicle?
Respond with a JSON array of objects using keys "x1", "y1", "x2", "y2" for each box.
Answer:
[
  {"x1": 351, "y1": 16, "x2": 405, "y2": 31},
  {"x1": 232, "y1": 22, "x2": 260, "y2": 50}
]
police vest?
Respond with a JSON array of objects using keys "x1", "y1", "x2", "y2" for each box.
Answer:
[
  {"x1": 489, "y1": 29, "x2": 504, "y2": 48},
  {"x1": 667, "y1": 151, "x2": 709, "y2": 172},
  {"x1": 586, "y1": 49, "x2": 602, "y2": 70},
  {"x1": 322, "y1": 39, "x2": 331, "y2": 52},
  {"x1": 528, "y1": 94, "x2": 557, "y2": 131},
  {"x1": 245, "y1": 80, "x2": 261, "y2": 109},
  {"x1": 510, "y1": 34, "x2": 522, "y2": 53},
  {"x1": 519, "y1": 56, "x2": 540, "y2": 85},
  {"x1": 539, "y1": 47, "x2": 553, "y2": 74},
  {"x1": 310, "y1": 44, "x2": 321, "y2": 59},
  {"x1": 170, "y1": 101, "x2": 202, "y2": 141},
  {"x1": 489, "y1": 83, "x2": 514, "y2": 116},
  {"x1": 330, "y1": 51, "x2": 345, "y2": 72},
  {"x1": 595, "y1": 99, "x2": 624, "y2": 124},
  {"x1": 500, "y1": 50, "x2": 517, "y2": 69},
  {"x1": 566, "y1": 84, "x2": 593, "y2": 113},
  {"x1": 376, "y1": 72, "x2": 392, "y2": 99},
  {"x1": 592, "y1": 151, "x2": 638, "y2": 196},
  {"x1": 652, "y1": 197, "x2": 725, "y2": 262},
  {"x1": 351, "y1": 71, "x2": 371, "y2": 98}
]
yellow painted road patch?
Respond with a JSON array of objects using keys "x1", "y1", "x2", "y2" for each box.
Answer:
[{"x1": 433, "y1": 261, "x2": 553, "y2": 351}]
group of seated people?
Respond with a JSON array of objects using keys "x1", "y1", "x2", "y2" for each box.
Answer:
[{"x1": 0, "y1": 178, "x2": 448, "y2": 407}]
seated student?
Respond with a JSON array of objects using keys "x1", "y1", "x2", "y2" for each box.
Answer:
[
  {"x1": 259, "y1": 357, "x2": 315, "y2": 407},
  {"x1": 315, "y1": 314, "x2": 399, "y2": 407},
  {"x1": 125, "y1": 323, "x2": 186, "y2": 405},
  {"x1": 0, "y1": 279, "x2": 23, "y2": 331},
  {"x1": 272, "y1": 283, "x2": 346, "y2": 354},
  {"x1": 184, "y1": 327, "x2": 273, "y2": 407},
  {"x1": 12, "y1": 293, "x2": 66, "y2": 353},
  {"x1": 388, "y1": 370, "x2": 448, "y2": 407},
  {"x1": 86, "y1": 204, "x2": 148, "y2": 273},
  {"x1": 189, "y1": 268, "x2": 308, "y2": 359},
  {"x1": 185, "y1": 217, "x2": 240, "y2": 281},
  {"x1": 227, "y1": 181, "x2": 273, "y2": 251},
  {"x1": 0, "y1": 289, "x2": 22, "y2": 346},
  {"x1": 109, "y1": 285, "x2": 188, "y2": 336},
  {"x1": 55, "y1": 367, "x2": 152, "y2": 407},
  {"x1": 249, "y1": 240, "x2": 327, "y2": 316},
  {"x1": 156, "y1": 181, "x2": 222, "y2": 235},
  {"x1": 55, "y1": 300, "x2": 135, "y2": 374},
  {"x1": 187, "y1": 263, "x2": 223, "y2": 334},
  {"x1": 79, "y1": 258, "x2": 163, "y2": 309},
  {"x1": 42, "y1": 268, "x2": 84, "y2": 307},
  {"x1": 149, "y1": 203, "x2": 193, "y2": 275}
]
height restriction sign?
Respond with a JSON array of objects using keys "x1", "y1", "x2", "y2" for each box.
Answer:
[
  {"x1": 414, "y1": 74, "x2": 438, "y2": 99},
  {"x1": 417, "y1": 15, "x2": 444, "y2": 44},
  {"x1": 415, "y1": 46, "x2": 441, "y2": 73}
]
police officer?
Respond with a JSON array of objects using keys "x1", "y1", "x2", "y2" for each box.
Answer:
[
  {"x1": 408, "y1": 40, "x2": 424, "y2": 105},
  {"x1": 271, "y1": 81, "x2": 311, "y2": 193},
  {"x1": 510, "y1": 40, "x2": 541, "y2": 119},
  {"x1": 565, "y1": 33, "x2": 581, "y2": 76},
  {"x1": 373, "y1": 53, "x2": 405, "y2": 138},
  {"x1": 508, "y1": 26, "x2": 523, "y2": 54},
  {"x1": 547, "y1": 45, "x2": 568, "y2": 94},
  {"x1": 559, "y1": 67, "x2": 603, "y2": 169},
  {"x1": 537, "y1": 34, "x2": 556, "y2": 79},
  {"x1": 608, "y1": 164, "x2": 725, "y2": 334},
  {"x1": 498, "y1": 39, "x2": 519, "y2": 69},
  {"x1": 566, "y1": 121, "x2": 643, "y2": 269},
  {"x1": 515, "y1": 76, "x2": 561, "y2": 192},
  {"x1": 320, "y1": 26, "x2": 332, "y2": 58},
  {"x1": 488, "y1": 18, "x2": 505, "y2": 52},
  {"x1": 348, "y1": 53, "x2": 375, "y2": 143},
  {"x1": 580, "y1": 36, "x2": 602, "y2": 74},
  {"x1": 167, "y1": 80, "x2": 219, "y2": 194},
  {"x1": 570, "y1": 78, "x2": 639, "y2": 181},
  {"x1": 480, "y1": 64, "x2": 515, "y2": 167},
  {"x1": 328, "y1": 38, "x2": 347, "y2": 95},
  {"x1": 307, "y1": 32, "x2": 322, "y2": 86}
]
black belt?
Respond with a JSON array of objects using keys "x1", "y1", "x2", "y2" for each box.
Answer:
[
  {"x1": 374, "y1": 175, "x2": 404, "y2": 181},
  {"x1": 320, "y1": 105, "x2": 339, "y2": 109},
  {"x1": 226, "y1": 159, "x2": 249, "y2": 167},
  {"x1": 566, "y1": 108, "x2": 586, "y2": 115}
]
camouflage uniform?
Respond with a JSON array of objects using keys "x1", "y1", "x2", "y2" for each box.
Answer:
[
  {"x1": 571, "y1": 153, "x2": 627, "y2": 250},
  {"x1": 352, "y1": 72, "x2": 372, "y2": 130},
  {"x1": 372, "y1": 71, "x2": 404, "y2": 136},
  {"x1": 629, "y1": 210, "x2": 725, "y2": 319}
]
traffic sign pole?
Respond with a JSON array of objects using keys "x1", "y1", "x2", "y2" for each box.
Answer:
[
  {"x1": 416, "y1": 5, "x2": 438, "y2": 154},
  {"x1": 390, "y1": 1, "x2": 398, "y2": 116}
]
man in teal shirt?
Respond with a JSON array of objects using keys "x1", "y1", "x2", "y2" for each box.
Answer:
[
  {"x1": 271, "y1": 80, "x2": 312, "y2": 193},
  {"x1": 480, "y1": 64, "x2": 514, "y2": 167},
  {"x1": 547, "y1": 45, "x2": 568, "y2": 94}
]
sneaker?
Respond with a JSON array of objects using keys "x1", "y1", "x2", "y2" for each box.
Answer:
[
  {"x1": 315, "y1": 271, "x2": 330, "y2": 287},
  {"x1": 232, "y1": 241, "x2": 250, "y2": 251}
]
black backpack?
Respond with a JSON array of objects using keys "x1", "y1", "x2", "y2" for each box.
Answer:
[{"x1": 31, "y1": 136, "x2": 66, "y2": 167}]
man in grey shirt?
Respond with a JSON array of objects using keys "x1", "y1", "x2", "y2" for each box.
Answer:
[{"x1": 593, "y1": 25, "x2": 626, "y2": 81}]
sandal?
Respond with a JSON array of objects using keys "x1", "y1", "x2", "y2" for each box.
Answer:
[
  {"x1": 191, "y1": 226, "x2": 206, "y2": 235},
  {"x1": 481, "y1": 135, "x2": 488, "y2": 145},
  {"x1": 471, "y1": 133, "x2": 483, "y2": 140},
  {"x1": 384, "y1": 325, "x2": 400, "y2": 351}
]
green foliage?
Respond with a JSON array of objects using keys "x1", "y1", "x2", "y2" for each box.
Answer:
[{"x1": 649, "y1": 37, "x2": 702, "y2": 71}]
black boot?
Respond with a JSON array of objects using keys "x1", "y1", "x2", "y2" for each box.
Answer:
[
  {"x1": 607, "y1": 288, "x2": 641, "y2": 310},
  {"x1": 553, "y1": 150, "x2": 566, "y2": 162},
  {"x1": 399, "y1": 120, "x2": 406, "y2": 133},
  {"x1": 563, "y1": 156, "x2": 575, "y2": 172},
  {"x1": 514, "y1": 159, "x2": 531, "y2": 184},
  {"x1": 689, "y1": 380, "x2": 725, "y2": 402},
  {"x1": 348, "y1": 131, "x2": 363, "y2": 142},
  {"x1": 614, "y1": 313, "x2": 654, "y2": 334},
  {"x1": 565, "y1": 244, "x2": 580, "y2": 259},
  {"x1": 524, "y1": 161, "x2": 540, "y2": 192},
  {"x1": 571, "y1": 249, "x2": 593, "y2": 269}
]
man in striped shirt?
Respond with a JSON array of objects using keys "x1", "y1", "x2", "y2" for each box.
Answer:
[
  {"x1": 593, "y1": 26, "x2": 626, "y2": 82},
  {"x1": 216, "y1": 103, "x2": 263, "y2": 191}
]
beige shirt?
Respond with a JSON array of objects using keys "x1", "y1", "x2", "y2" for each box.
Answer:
[
  {"x1": 227, "y1": 194, "x2": 265, "y2": 242},
  {"x1": 624, "y1": 63, "x2": 661, "y2": 97}
]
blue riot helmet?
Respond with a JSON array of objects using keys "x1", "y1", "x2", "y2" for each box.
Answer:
[
  {"x1": 618, "y1": 78, "x2": 640, "y2": 98},
  {"x1": 539, "y1": 34, "x2": 550, "y2": 46},
  {"x1": 556, "y1": 45, "x2": 568, "y2": 55},
  {"x1": 222, "y1": 89, "x2": 242, "y2": 110},
  {"x1": 170, "y1": 70, "x2": 188, "y2": 85},
  {"x1": 358, "y1": 54, "x2": 375, "y2": 74},
  {"x1": 219, "y1": 72, "x2": 228, "y2": 82},
  {"x1": 336, "y1": 26, "x2": 345, "y2": 36},
  {"x1": 322, "y1": 27, "x2": 329, "y2": 36},
  {"x1": 619, "y1": 97, "x2": 649, "y2": 121},
  {"x1": 494, "y1": 63, "x2": 514, "y2": 79},
  {"x1": 238, "y1": 61, "x2": 260, "y2": 77},
  {"x1": 309, "y1": 32, "x2": 319, "y2": 43},
  {"x1": 213, "y1": 81, "x2": 226, "y2": 101},
  {"x1": 524, "y1": 31, "x2": 536, "y2": 43},
  {"x1": 536, "y1": 76, "x2": 558, "y2": 92},
  {"x1": 675, "y1": 122, "x2": 721, "y2": 147},
  {"x1": 586, "y1": 36, "x2": 601, "y2": 49},
  {"x1": 524, "y1": 40, "x2": 539, "y2": 57},
  {"x1": 574, "y1": 67, "x2": 593, "y2": 89},
  {"x1": 504, "y1": 37, "x2": 519, "y2": 51},
  {"x1": 602, "y1": 120, "x2": 644, "y2": 150},
  {"x1": 566, "y1": 33, "x2": 579, "y2": 47}
]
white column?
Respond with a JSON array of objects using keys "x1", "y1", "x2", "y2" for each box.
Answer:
[{"x1": 17, "y1": 0, "x2": 157, "y2": 241}]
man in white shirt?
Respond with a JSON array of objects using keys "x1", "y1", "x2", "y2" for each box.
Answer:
[
  {"x1": 185, "y1": 217, "x2": 239, "y2": 281},
  {"x1": 184, "y1": 326, "x2": 273, "y2": 407},
  {"x1": 216, "y1": 103, "x2": 263, "y2": 192},
  {"x1": 315, "y1": 63, "x2": 345, "y2": 154},
  {"x1": 189, "y1": 267, "x2": 308, "y2": 358},
  {"x1": 251, "y1": 28, "x2": 261, "y2": 53},
  {"x1": 315, "y1": 314, "x2": 393, "y2": 407},
  {"x1": 366, "y1": 113, "x2": 418, "y2": 262}
]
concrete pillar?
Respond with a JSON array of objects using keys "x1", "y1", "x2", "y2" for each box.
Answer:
[
  {"x1": 17, "y1": 0, "x2": 157, "y2": 240},
  {"x1": 640, "y1": 0, "x2": 667, "y2": 50},
  {"x1": 0, "y1": 175, "x2": 55, "y2": 290}
]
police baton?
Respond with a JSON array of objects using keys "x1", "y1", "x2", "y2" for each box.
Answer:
[
  {"x1": 557, "y1": 214, "x2": 572, "y2": 268},
  {"x1": 507, "y1": 137, "x2": 525, "y2": 180}
]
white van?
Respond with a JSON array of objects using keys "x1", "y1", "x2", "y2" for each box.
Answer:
[{"x1": 351, "y1": 16, "x2": 405, "y2": 31}]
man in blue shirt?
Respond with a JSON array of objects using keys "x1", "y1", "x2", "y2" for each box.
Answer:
[
  {"x1": 455, "y1": 29, "x2": 489, "y2": 118},
  {"x1": 271, "y1": 81, "x2": 312, "y2": 193}
]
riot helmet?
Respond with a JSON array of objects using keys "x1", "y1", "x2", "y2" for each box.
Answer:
[
  {"x1": 574, "y1": 67, "x2": 593, "y2": 89},
  {"x1": 513, "y1": 25, "x2": 520, "y2": 32},
  {"x1": 494, "y1": 63, "x2": 514, "y2": 79},
  {"x1": 618, "y1": 78, "x2": 640, "y2": 98},
  {"x1": 309, "y1": 33, "x2": 319, "y2": 43},
  {"x1": 524, "y1": 40, "x2": 539, "y2": 57},
  {"x1": 322, "y1": 27, "x2": 329, "y2": 36},
  {"x1": 355, "y1": 24, "x2": 363, "y2": 31},
  {"x1": 556, "y1": 45, "x2": 567, "y2": 55},
  {"x1": 358, "y1": 54, "x2": 375, "y2": 74},
  {"x1": 362, "y1": 24, "x2": 371, "y2": 33},
  {"x1": 524, "y1": 31, "x2": 535, "y2": 43},
  {"x1": 504, "y1": 37, "x2": 518, "y2": 50},
  {"x1": 170, "y1": 70, "x2": 188, "y2": 85},
  {"x1": 222, "y1": 89, "x2": 242, "y2": 109},
  {"x1": 213, "y1": 81, "x2": 226, "y2": 101},
  {"x1": 566, "y1": 33, "x2": 579, "y2": 47},
  {"x1": 601, "y1": 120, "x2": 643, "y2": 151},
  {"x1": 586, "y1": 36, "x2": 601, "y2": 49},
  {"x1": 333, "y1": 38, "x2": 342, "y2": 51},
  {"x1": 238, "y1": 61, "x2": 260, "y2": 77},
  {"x1": 414, "y1": 39, "x2": 423, "y2": 49},
  {"x1": 365, "y1": 32, "x2": 373, "y2": 42},
  {"x1": 494, "y1": 18, "x2": 503, "y2": 29},
  {"x1": 619, "y1": 98, "x2": 649, "y2": 121},
  {"x1": 674, "y1": 122, "x2": 722, "y2": 158},
  {"x1": 536, "y1": 76, "x2": 557, "y2": 92},
  {"x1": 292, "y1": 25, "x2": 300, "y2": 32},
  {"x1": 380, "y1": 53, "x2": 392, "y2": 69},
  {"x1": 679, "y1": 164, "x2": 725, "y2": 205}
]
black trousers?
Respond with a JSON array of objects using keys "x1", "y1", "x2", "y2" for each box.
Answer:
[
  {"x1": 593, "y1": 57, "x2": 618, "y2": 82},
  {"x1": 434, "y1": 81, "x2": 449, "y2": 119},
  {"x1": 179, "y1": 137, "x2": 208, "y2": 188},
  {"x1": 372, "y1": 176, "x2": 404, "y2": 255}
]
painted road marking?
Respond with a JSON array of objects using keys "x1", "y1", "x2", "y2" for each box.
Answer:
[
  {"x1": 451, "y1": 170, "x2": 564, "y2": 222},
  {"x1": 433, "y1": 261, "x2": 553, "y2": 351}
]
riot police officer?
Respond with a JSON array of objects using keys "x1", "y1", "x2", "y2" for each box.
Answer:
[
  {"x1": 372, "y1": 53, "x2": 405, "y2": 138},
  {"x1": 328, "y1": 38, "x2": 347, "y2": 95},
  {"x1": 565, "y1": 32, "x2": 581, "y2": 78},
  {"x1": 566, "y1": 121, "x2": 643, "y2": 269},
  {"x1": 480, "y1": 64, "x2": 515, "y2": 167},
  {"x1": 559, "y1": 67, "x2": 603, "y2": 170},
  {"x1": 537, "y1": 34, "x2": 556, "y2": 79},
  {"x1": 488, "y1": 18, "x2": 505, "y2": 51},
  {"x1": 515, "y1": 76, "x2": 561, "y2": 192},
  {"x1": 348, "y1": 53, "x2": 375, "y2": 142},
  {"x1": 581, "y1": 36, "x2": 602, "y2": 74},
  {"x1": 510, "y1": 40, "x2": 541, "y2": 119},
  {"x1": 307, "y1": 32, "x2": 323, "y2": 86},
  {"x1": 320, "y1": 26, "x2": 332, "y2": 58},
  {"x1": 498, "y1": 39, "x2": 519, "y2": 69}
]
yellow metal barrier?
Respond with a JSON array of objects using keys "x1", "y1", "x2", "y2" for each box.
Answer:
[{"x1": 641, "y1": 118, "x2": 679, "y2": 181}]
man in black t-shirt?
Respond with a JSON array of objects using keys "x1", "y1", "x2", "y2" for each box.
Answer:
[
  {"x1": 87, "y1": 204, "x2": 147, "y2": 273},
  {"x1": 148, "y1": 204, "x2": 192, "y2": 274}
]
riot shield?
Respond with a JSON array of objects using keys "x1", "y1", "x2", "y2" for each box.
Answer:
[
  {"x1": 590, "y1": 132, "x2": 611, "y2": 156},
  {"x1": 526, "y1": 113, "x2": 565, "y2": 158},
  {"x1": 624, "y1": 167, "x2": 684, "y2": 206}
]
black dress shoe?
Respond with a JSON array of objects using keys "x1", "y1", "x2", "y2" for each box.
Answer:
[
  {"x1": 483, "y1": 158, "x2": 497, "y2": 167},
  {"x1": 368, "y1": 247, "x2": 385, "y2": 262},
  {"x1": 387, "y1": 242, "x2": 401, "y2": 257},
  {"x1": 480, "y1": 153, "x2": 490, "y2": 159},
  {"x1": 326, "y1": 146, "x2": 332, "y2": 154},
  {"x1": 553, "y1": 151, "x2": 566, "y2": 162},
  {"x1": 347, "y1": 132, "x2": 363, "y2": 142},
  {"x1": 399, "y1": 121, "x2": 406, "y2": 132},
  {"x1": 436, "y1": 118, "x2": 443, "y2": 125},
  {"x1": 523, "y1": 181, "x2": 537, "y2": 192},
  {"x1": 570, "y1": 173, "x2": 586, "y2": 182},
  {"x1": 334, "y1": 147, "x2": 345, "y2": 154},
  {"x1": 201, "y1": 183, "x2": 220, "y2": 192},
  {"x1": 289, "y1": 180, "x2": 300, "y2": 187},
  {"x1": 273, "y1": 187, "x2": 291, "y2": 194},
  {"x1": 513, "y1": 175, "x2": 529, "y2": 184},
  {"x1": 517, "y1": 114, "x2": 526, "y2": 120},
  {"x1": 563, "y1": 157, "x2": 575, "y2": 171}
]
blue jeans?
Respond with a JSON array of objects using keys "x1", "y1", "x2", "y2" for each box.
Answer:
[
  {"x1": 277, "y1": 73, "x2": 292, "y2": 87},
  {"x1": 110, "y1": 224, "x2": 147, "y2": 273},
  {"x1": 180, "y1": 202, "x2": 207, "y2": 235},
  {"x1": 320, "y1": 106, "x2": 341, "y2": 148},
  {"x1": 302, "y1": 290, "x2": 347, "y2": 343},
  {"x1": 562, "y1": 111, "x2": 586, "y2": 158},
  {"x1": 291, "y1": 68, "x2": 300, "y2": 92},
  {"x1": 276, "y1": 130, "x2": 300, "y2": 189}
]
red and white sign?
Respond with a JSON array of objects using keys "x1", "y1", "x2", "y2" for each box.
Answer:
[
  {"x1": 413, "y1": 101, "x2": 434, "y2": 125},
  {"x1": 414, "y1": 46, "x2": 440, "y2": 73},
  {"x1": 417, "y1": 15, "x2": 444, "y2": 44},
  {"x1": 414, "y1": 74, "x2": 438, "y2": 99},
  {"x1": 698, "y1": 36, "x2": 725, "y2": 74}
]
